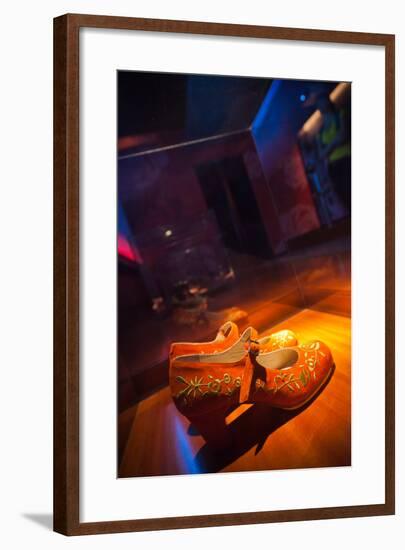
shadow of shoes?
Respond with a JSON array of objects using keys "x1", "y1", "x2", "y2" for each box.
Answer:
[{"x1": 193, "y1": 364, "x2": 335, "y2": 473}]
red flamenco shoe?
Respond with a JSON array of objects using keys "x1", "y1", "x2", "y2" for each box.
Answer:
[
  {"x1": 169, "y1": 327, "x2": 255, "y2": 448},
  {"x1": 239, "y1": 340, "x2": 335, "y2": 409},
  {"x1": 169, "y1": 326, "x2": 299, "y2": 448}
]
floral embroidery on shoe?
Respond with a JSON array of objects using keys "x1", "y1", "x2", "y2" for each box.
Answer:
[{"x1": 175, "y1": 373, "x2": 242, "y2": 406}]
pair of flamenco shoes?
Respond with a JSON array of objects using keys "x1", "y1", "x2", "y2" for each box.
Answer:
[{"x1": 169, "y1": 321, "x2": 334, "y2": 448}]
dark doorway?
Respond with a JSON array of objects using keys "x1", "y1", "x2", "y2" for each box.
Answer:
[{"x1": 196, "y1": 156, "x2": 272, "y2": 257}]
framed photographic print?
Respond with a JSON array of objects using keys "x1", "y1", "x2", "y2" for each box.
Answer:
[{"x1": 53, "y1": 14, "x2": 395, "y2": 535}]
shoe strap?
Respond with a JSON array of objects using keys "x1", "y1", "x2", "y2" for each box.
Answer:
[{"x1": 239, "y1": 352, "x2": 256, "y2": 403}]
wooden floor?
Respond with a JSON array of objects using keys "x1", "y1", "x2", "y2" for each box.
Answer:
[{"x1": 118, "y1": 289, "x2": 351, "y2": 478}]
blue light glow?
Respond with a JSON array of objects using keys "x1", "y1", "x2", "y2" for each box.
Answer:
[
  {"x1": 251, "y1": 79, "x2": 282, "y2": 131},
  {"x1": 173, "y1": 416, "x2": 201, "y2": 474}
]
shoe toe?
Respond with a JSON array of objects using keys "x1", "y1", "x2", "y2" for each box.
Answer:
[{"x1": 269, "y1": 329, "x2": 298, "y2": 349}]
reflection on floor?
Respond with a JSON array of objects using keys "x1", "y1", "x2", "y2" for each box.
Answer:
[{"x1": 118, "y1": 242, "x2": 351, "y2": 477}]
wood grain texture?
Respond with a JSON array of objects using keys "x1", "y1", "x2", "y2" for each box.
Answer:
[
  {"x1": 53, "y1": 14, "x2": 80, "y2": 535},
  {"x1": 63, "y1": 12, "x2": 393, "y2": 45},
  {"x1": 53, "y1": 13, "x2": 395, "y2": 535},
  {"x1": 384, "y1": 34, "x2": 395, "y2": 515}
]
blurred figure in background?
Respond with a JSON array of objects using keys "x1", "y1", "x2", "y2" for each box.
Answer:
[{"x1": 316, "y1": 91, "x2": 351, "y2": 214}]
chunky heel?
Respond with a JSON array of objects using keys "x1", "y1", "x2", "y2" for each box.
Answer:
[
  {"x1": 188, "y1": 406, "x2": 232, "y2": 450},
  {"x1": 169, "y1": 329, "x2": 256, "y2": 450}
]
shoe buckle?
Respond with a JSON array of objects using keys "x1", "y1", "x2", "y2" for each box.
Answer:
[{"x1": 247, "y1": 338, "x2": 260, "y2": 355}]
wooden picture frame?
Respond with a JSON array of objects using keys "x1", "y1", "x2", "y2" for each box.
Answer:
[{"x1": 54, "y1": 13, "x2": 395, "y2": 535}]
